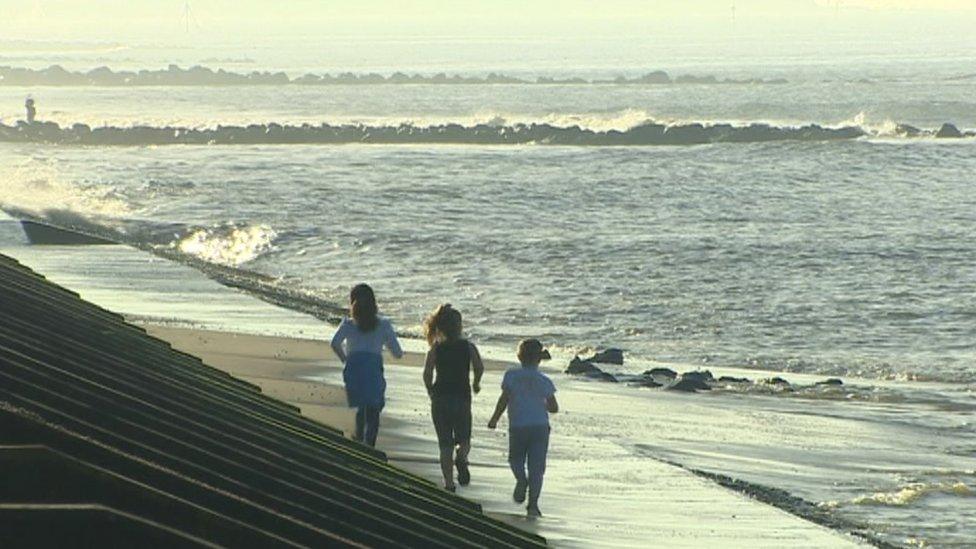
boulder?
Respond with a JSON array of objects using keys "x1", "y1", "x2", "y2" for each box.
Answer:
[
  {"x1": 643, "y1": 367, "x2": 678, "y2": 380},
  {"x1": 681, "y1": 370, "x2": 714, "y2": 383},
  {"x1": 814, "y1": 378, "x2": 843, "y2": 387},
  {"x1": 760, "y1": 376, "x2": 791, "y2": 386},
  {"x1": 894, "y1": 124, "x2": 922, "y2": 137},
  {"x1": 717, "y1": 376, "x2": 750, "y2": 384},
  {"x1": 588, "y1": 371, "x2": 619, "y2": 383},
  {"x1": 665, "y1": 373, "x2": 712, "y2": 392},
  {"x1": 631, "y1": 378, "x2": 663, "y2": 388},
  {"x1": 566, "y1": 356, "x2": 602, "y2": 375},
  {"x1": 936, "y1": 123, "x2": 963, "y2": 138},
  {"x1": 585, "y1": 348, "x2": 624, "y2": 365}
]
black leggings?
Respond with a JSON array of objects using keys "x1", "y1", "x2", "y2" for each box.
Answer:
[{"x1": 355, "y1": 405, "x2": 383, "y2": 447}]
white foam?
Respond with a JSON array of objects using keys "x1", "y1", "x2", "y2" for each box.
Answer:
[
  {"x1": 174, "y1": 224, "x2": 277, "y2": 267},
  {"x1": 851, "y1": 482, "x2": 974, "y2": 507},
  {"x1": 0, "y1": 158, "x2": 130, "y2": 218}
]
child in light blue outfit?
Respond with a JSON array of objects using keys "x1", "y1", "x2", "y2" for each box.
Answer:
[
  {"x1": 331, "y1": 284, "x2": 403, "y2": 447},
  {"x1": 488, "y1": 339, "x2": 558, "y2": 517}
]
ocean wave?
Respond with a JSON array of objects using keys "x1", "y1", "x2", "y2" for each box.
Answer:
[
  {"x1": 173, "y1": 224, "x2": 277, "y2": 267},
  {"x1": 844, "y1": 482, "x2": 974, "y2": 507},
  {"x1": 3, "y1": 118, "x2": 971, "y2": 147},
  {"x1": 0, "y1": 205, "x2": 346, "y2": 323},
  {"x1": 0, "y1": 159, "x2": 131, "y2": 218}
]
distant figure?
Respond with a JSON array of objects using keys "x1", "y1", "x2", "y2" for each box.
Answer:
[
  {"x1": 25, "y1": 98, "x2": 36, "y2": 124},
  {"x1": 488, "y1": 339, "x2": 558, "y2": 517},
  {"x1": 422, "y1": 304, "x2": 485, "y2": 492},
  {"x1": 331, "y1": 284, "x2": 403, "y2": 447}
]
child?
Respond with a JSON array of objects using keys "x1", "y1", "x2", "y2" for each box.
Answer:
[
  {"x1": 422, "y1": 304, "x2": 485, "y2": 492},
  {"x1": 331, "y1": 283, "x2": 403, "y2": 447},
  {"x1": 488, "y1": 339, "x2": 558, "y2": 517}
]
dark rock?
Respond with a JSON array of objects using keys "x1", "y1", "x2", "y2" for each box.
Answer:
[
  {"x1": 814, "y1": 378, "x2": 843, "y2": 387},
  {"x1": 631, "y1": 378, "x2": 662, "y2": 388},
  {"x1": 894, "y1": 124, "x2": 922, "y2": 137},
  {"x1": 585, "y1": 348, "x2": 624, "y2": 365},
  {"x1": 760, "y1": 377, "x2": 791, "y2": 386},
  {"x1": 566, "y1": 356, "x2": 602, "y2": 375},
  {"x1": 717, "y1": 376, "x2": 750, "y2": 384},
  {"x1": 588, "y1": 371, "x2": 619, "y2": 383},
  {"x1": 665, "y1": 373, "x2": 712, "y2": 393},
  {"x1": 643, "y1": 367, "x2": 678, "y2": 380},
  {"x1": 681, "y1": 370, "x2": 714, "y2": 383},
  {"x1": 936, "y1": 123, "x2": 963, "y2": 138},
  {"x1": 663, "y1": 123, "x2": 708, "y2": 144}
]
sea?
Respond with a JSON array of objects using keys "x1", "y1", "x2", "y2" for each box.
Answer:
[{"x1": 1, "y1": 35, "x2": 974, "y2": 547}]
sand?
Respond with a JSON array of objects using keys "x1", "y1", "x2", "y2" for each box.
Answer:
[{"x1": 145, "y1": 324, "x2": 867, "y2": 548}]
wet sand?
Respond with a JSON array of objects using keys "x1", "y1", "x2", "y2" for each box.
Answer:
[{"x1": 145, "y1": 324, "x2": 866, "y2": 548}]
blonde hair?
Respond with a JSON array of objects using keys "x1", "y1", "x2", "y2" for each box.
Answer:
[{"x1": 424, "y1": 303, "x2": 463, "y2": 346}]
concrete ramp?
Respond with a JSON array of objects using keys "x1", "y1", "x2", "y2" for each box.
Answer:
[{"x1": 0, "y1": 252, "x2": 545, "y2": 548}]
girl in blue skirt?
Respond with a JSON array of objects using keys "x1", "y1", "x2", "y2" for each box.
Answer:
[{"x1": 331, "y1": 283, "x2": 403, "y2": 447}]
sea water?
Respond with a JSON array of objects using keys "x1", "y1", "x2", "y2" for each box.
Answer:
[{"x1": 1, "y1": 36, "x2": 974, "y2": 546}]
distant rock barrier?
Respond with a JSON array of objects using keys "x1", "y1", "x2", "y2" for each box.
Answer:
[
  {"x1": 0, "y1": 119, "x2": 881, "y2": 146},
  {"x1": 0, "y1": 64, "x2": 788, "y2": 87}
]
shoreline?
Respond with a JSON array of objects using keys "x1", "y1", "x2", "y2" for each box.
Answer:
[
  {"x1": 4, "y1": 226, "x2": 970, "y2": 547},
  {"x1": 143, "y1": 323, "x2": 868, "y2": 547}
]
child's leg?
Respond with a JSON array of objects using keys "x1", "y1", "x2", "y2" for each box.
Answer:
[
  {"x1": 508, "y1": 427, "x2": 529, "y2": 486},
  {"x1": 431, "y1": 397, "x2": 456, "y2": 488},
  {"x1": 438, "y1": 445, "x2": 455, "y2": 488},
  {"x1": 354, "y1": 406, "x2": 366, "y2": 442},
  {"x1": 526, "y1": 425, "x2": 551, "y2": 510},
  {"x1": 455, "y1": 440, "x2": 470, "y2": 464},
  {"x1": 364, "y1": 405, "x2": 382, "y2": 447},
  {"x1": 454, "y1": 398, "x2": 473, "y2": 485}
]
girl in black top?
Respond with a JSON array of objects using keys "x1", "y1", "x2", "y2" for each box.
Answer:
[{"x1": 423, "y1": 304, "x2": 485, "y2": 492}]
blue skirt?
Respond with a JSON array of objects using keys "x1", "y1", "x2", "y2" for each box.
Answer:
[{"x1": 343, "y1": 352, "x2": 386, "y2": 408}]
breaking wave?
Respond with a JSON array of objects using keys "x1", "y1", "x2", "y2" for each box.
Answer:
[
  {"x1": 0, "y1": 205, "x2": 345, "y2": 323},
  {"x1": 0, "y1": 159, "x2": 130, "y2": 218},
  {"x1": 820, "y1": 482, "x2": 976, "y2": 508},
  {"x1": 174, "y1": 224, "x2": 277, "y2": 267}
]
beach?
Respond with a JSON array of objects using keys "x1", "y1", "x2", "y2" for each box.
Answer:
[
  {"x1": 2, "y1": 25, "x2": 975, "y2": 546},
  {"x1": 140, "y1": 324, "x2": 867, "y2": 548},
  {"x1": 3, "y1": 211, "x2": 974, "y2": 547}
]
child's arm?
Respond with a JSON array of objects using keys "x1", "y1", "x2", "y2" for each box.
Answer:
[
  {"x1": 385, "y1": 320, "x2": 404, "y2": 359},
  {"x1": 487, "y1": 390, "x2": 509, "y2": 429},
  {"x1": 422, "y1": 348, "x2": 436, "y2": 397},
  {"x1": 546, "y1": 395, "x2": 559, "y2": 414},
  {"x1": 470, "y1": 342, "x2": 485, "y2": 394},
  {"x1": 330, "y1": 321, "x2": 348, "y2": 363}
]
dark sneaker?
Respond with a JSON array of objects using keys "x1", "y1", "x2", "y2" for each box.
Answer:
[
  {"x1": 456, "y1": 459, "x2": 471, "y2": 486},
  {"x1": 526, "y1": 504, "x2": 542, "y2": 518},
  {"x1": 513, "y1": 481, "x2": 528, "y2": 504},
  {"x1": 445, "y1": 484, "x2": 457, "y2": 493}
]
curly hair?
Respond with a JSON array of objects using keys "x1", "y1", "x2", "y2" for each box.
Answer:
[{"x1": 424, "y1": 303, "x2": 463, "y2": 346}]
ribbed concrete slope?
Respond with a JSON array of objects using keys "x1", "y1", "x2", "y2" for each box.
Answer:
[{"x1": 0, "y1": 253, "x2": 546, "y2": 548}]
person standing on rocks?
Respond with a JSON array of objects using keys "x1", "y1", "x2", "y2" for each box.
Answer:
[
  {"x1": 25, "y1": 97, "x2": 36, "y2": 124},
  {"x1": 423, "y1": 304, "x2": 485, "y2": 492}
]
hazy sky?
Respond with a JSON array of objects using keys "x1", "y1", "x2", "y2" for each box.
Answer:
[{"x1": 2, "y1": 0, "x2": 975, "y2": 42}]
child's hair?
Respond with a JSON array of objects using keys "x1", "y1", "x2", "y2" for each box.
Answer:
[
  {"x1": 424, "y1": 303, "x2": 463, "y2": 346},
  {"x1": 350, "y1": 283, "x2": 379, "y2": 332},
  {"x1": 517, "y1": 339, "x2": 552, "y2": 365}
]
